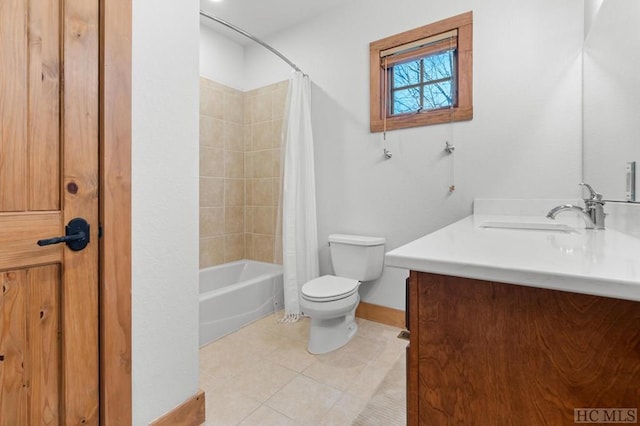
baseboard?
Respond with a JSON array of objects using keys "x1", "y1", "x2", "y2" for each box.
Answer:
[
  {"x1": 355, "y1": 302, "x2": 405, "y2": 328},
  {"x1": 150, "y1": 390, "x2": 206, "y2": 426}
]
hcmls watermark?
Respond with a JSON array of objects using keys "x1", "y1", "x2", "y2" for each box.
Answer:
[{"x1": 575, "y1": 408, "x2": 637, "y2": 424}]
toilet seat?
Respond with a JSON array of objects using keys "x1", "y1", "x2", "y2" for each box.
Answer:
[{"x1": 301, "y1": 275, "x2": 359, "y2": 302}]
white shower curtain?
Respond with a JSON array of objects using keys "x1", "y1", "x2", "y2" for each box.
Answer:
[{"x1": 280, "y1": 71, "x2": 319, "y2": 321}]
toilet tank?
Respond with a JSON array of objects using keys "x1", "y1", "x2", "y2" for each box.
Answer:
[{"x1": 328, "y1": 234, "x2": 386, "y2": 281}]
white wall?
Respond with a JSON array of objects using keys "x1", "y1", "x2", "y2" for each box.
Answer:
[
  {"x1": 201, "y1": 0, "x2": 584, "y2": 311},
  {"x1": 584, "y1": 0, "x2": 604, "y2": 38},
  {"x1": 583, "y1": 0, "x2": 640, "y2": 201},
  {"x1": 132, "y1": 1, "x2": 200, "y2": 424},
  {"x1": 200, "y1": 22, "x2": 246, "y2": 91}
]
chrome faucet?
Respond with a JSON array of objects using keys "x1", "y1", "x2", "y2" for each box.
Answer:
[{"x1": 546, "y1": 183, "x2": 606, "y2": 229}]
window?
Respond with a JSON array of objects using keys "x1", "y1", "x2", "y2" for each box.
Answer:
[
  {"x1": 370, "y1": 12, "x2": 473, "y2": 132},
  {"x1": 390, "y1": 44, "x2": 456, "y2": 115}
]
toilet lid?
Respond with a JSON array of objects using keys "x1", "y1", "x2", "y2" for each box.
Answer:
[{"x1": 301, "y1": 275, "x2": 359, "y2": 302}]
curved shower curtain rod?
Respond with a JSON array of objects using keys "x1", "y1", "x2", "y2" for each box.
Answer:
[{"x1": 200, "y1": 10, "x2": 304, "y2": 74}]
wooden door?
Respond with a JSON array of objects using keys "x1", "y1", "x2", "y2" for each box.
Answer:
[{"x1": 0, "y1": 0, "x2": 99, "y2": 424}]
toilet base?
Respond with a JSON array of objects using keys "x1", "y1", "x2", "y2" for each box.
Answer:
[{"x1": 307, "y1": 307, "x2": 358, "y2": 354}]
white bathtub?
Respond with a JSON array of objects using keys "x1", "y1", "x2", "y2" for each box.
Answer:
[{"x1": 199, "y1": 260, "x2": 284, "y2": 347}]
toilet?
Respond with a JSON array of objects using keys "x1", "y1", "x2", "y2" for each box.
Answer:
[{"x1": 300, "y1": 234, "x2": 386, "y2": 354}]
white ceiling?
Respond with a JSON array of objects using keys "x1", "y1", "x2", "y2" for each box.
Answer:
[{"x1": 199, "y1": 0, "x2": 347, "y2": 45}]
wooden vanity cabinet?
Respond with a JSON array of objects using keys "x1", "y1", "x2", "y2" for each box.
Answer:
[{"x1": 406, "y1": 271, "x2": 640, "y2": 425}]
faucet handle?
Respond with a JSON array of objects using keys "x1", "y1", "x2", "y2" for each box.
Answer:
[{"x1": 580, "y1": 182, "x2": 602, "y2": 202}]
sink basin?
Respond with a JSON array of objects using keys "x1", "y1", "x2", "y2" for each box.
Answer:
[{"x1": 479, "y1": 221, "x2": 576, "y2": 233}]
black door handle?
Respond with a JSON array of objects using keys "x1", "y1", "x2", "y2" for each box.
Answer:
[{"x1": 37, "y1": 218, "x2": 90, "y2": 251}]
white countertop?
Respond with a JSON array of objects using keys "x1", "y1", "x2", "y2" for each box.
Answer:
[{"x1": 385, "y1": 214, "x2": 640, "y2": 302}]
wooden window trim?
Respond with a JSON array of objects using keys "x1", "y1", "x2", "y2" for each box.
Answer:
[{"x1": 370, "y1": 11, "x2": 473, "y2": 132}]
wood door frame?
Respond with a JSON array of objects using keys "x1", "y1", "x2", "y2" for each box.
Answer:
[{"x1": 100, "y1": 0, "x2": 132, "y2": 423}]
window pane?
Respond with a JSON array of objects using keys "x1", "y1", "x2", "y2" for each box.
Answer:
[
  {"x1": 393, "y1": 61, "x2": 421, "y2": 88},
  {"x1": 423, "y1": 81, "x2": 453, "y2": 109},
  {"x1": 393, "y1": 87, "x2": 421, "y2": 114},
  {"x1": 423, "y1": 50, "x2": 454, "y2": 82}
]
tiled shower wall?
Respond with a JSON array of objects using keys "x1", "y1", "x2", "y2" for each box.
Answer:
[
  {"x1": 244, "y1": 81, "x2": 288, "y2": 265},
  {"x1": 199, "y1": 77, "x2": 288, "y2": 268}
]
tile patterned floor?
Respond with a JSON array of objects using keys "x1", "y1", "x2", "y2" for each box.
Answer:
[{"x1": 199, "y1": 313, "x2": 407, "y2": 425}]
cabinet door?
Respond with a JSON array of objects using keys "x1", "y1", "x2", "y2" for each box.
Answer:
[{"x1": 412, "y1": 271, "x2": 640, "y2": 425}]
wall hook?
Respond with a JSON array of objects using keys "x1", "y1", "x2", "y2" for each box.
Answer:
[
  {"x1": 383, "y1": 148, "x2": 393, "y2": 159},
  {"x1": 445, "y1": 142, "x2": 455, "y2": 154}
]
